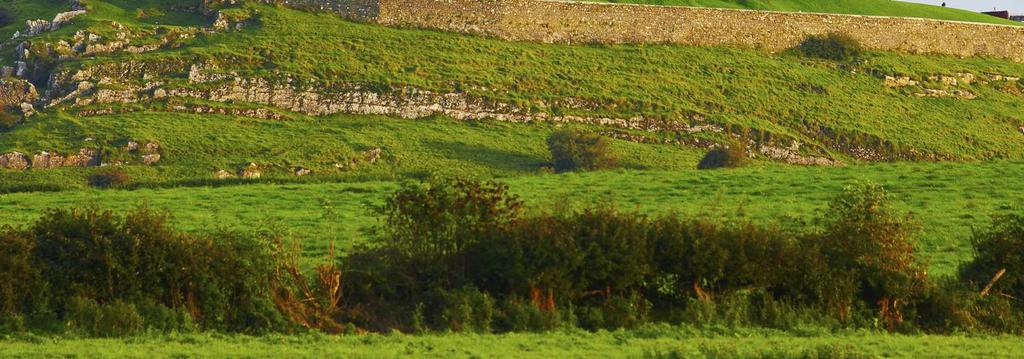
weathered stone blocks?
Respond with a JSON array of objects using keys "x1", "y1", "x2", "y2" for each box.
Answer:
[{"x1": 297, "y1": 0, "x2": 1024, "y2": 61}]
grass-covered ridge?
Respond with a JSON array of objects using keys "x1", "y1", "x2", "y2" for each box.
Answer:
[
  {"x1": 5, "y1": 0, "x2": 1021, "y2": 168},
  {"x1": 591, "y1": 0, "x2": 1020, "y2": 25}
]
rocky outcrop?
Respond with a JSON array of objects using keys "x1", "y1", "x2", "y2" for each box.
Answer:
[
  {"x1": 0, "y1": 147, "x2": 161, "y2": 170},
  {"x1": 238, "y1": 163, "x2": 261, "y2": 178},
  {"x1": 214, "y1": 169, "x2": 235, "y2": 179},
  {"x1": 31, "y1": 148, "x2": 100, "y2": 168},
  {"x1": 12, "y1": 10, "x2": 87, "y2": 39},
  {"x1": 0, "y1": 152, "x2": 31, "y2": 170},
  {"x1": 336, "y1": 147, "x2": 384, "y2": 170},
  {"x1": 0, "y1": 78, "x2": 38, "y2": 112},
  {"x1": 63, "y1": 68, "x2": 720, "y2": 134},
  {"x1": 758, "y1": 144, "x2": 840, "y2": 166},
  {"x1": 881, "y1": 72, "x2": 1020, "y2": 100}
]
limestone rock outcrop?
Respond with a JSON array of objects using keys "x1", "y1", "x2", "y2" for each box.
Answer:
[{"x1": 0, "y1": 152, "x2": 30, "y2": 170}]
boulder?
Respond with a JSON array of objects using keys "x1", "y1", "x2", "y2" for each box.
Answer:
[
  {"x1": 14, "y1": 62, "x2": 27, "y2": 78},
  {"x1": 32, "y1": 148, "x2": 100, "y2": 168},
  {"x1": 52, "y1": 11, "x2": 87, "y2": 29},
  {"x1": 0, "y1": 78, "x2": 38, "y2": 110},
  {"x1": 20, "y1": 103, "x2": 35, "y2": 117},
  {"x1": 364, "y1": 147, "x2": 382, "y2": 163},
  {"x1": 214, "y1": 170, "x2": 235, "y2": 179},
  {"x1": 65, "y1": 148, "x2": 100, "y2": 167},
  {"x1": 23, "y1": 20, "x2": 51, "y2": 37},
  {"x1": 294, "y1": 167, "x2": 312, "y2": 176},
  {"x1": 143, "y1": 142, "x2": 160, "y2": 154},
  {"x1": 238, "y1": 163, "x2": 261, "y2": 178},
  {"x1": 142, "y1": 154, "x2": 161, "y2": 165},
  {"x1": 0, "y1": 152, "x2": 30, "y2": 170},
  {"x1": 126, "y1": 141, "x2": 140, "y2": 151},
  {"x1": 31, "y1": 152, "x2": 64, "y2": 169}
]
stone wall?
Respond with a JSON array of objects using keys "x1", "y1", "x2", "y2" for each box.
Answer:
[
  {"x1": 261, "y1": 0, "x2": 379, "y2": 21},
  {"x1": 310, "y1": 0, "x2": 1024, "y2": 61}
]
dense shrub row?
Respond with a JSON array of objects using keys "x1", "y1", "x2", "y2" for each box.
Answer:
[
  {"x1": 339, "y1": 179, "x2": 1023, "y2": 334},
  {"x1": 0, "y1": 179, "x2": 1021, "y2": 336},
  {"x1": 0, "y1": 208, "x2": 305, "y2": 335}
]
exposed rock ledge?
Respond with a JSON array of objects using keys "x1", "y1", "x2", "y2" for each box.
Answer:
[
  {"x1": 45, "y1": 64, "x2": 849, "y2": 166},
  {"x1": 0, "y1": 149, "x2": 99, "y2": 170},
  {"x1": 55, "y1": 69, "x2": 722, "y2": 134}
]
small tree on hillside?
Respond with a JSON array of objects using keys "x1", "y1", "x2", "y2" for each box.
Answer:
[
  {"x1": 698, "y1": 144, "x2": 750, "y2": 170},
  {"x1": 816, "y1": 182, "x2": 926, "y2": 330},
  {"x1": 546, "y1": 130, "x2": 617, "y2": 172}
]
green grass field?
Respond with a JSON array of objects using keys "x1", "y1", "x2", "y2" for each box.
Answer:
[
  {"x1": 3, "y1": 0, "x2": 1024, "y2": 355},
  {"x1": 591, "y1": 0, "x2": 1020, "y2": 25},
  {"x1": 3, "y1": 155, "x2": 1021, "y2": 276},
  {"x1": 3, "y1": 328, "x2": 1024, "y2": 358}
]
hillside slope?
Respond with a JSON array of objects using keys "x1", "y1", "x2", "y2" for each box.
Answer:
[
  {"x1": 592, "y1": 0, "x2": 1020, "y2": 25},
  {"x1": 0, "y1": 0, "x2": 1021, "y2": 187}
]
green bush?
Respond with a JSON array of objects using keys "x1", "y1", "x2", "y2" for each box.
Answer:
[
  {"x1": 66, "y1": 297, "x2": 144, "y2": 337},
  {"x1": 342, "y1": 179, "x2": 946, "y2": 333},
  {"x1": 21, "y1": 207, "x2": 286, "y2": 333},
  {"x1": 495, "y1": 299, "x2": 568, "y2": 332},
  {"x1": 546, "y1": 130, "x2": 618, "y2": 172},
  {"x1": 798, "y1": 33, "x2": 864, "y2": 62},
  {"x1": 0, "y1": 228, "x2": 46, "y2": 319},
  {"x1": 697, "y1": 145, "x2": 749, "y2": 170},
  {"x1": 88, "y1": 169, "x2": 132, "y2": 189},
  {"x1": 0, "y1": 112, "x2": 21, "y2": 131},
  {"x1": 814, "y1": 183, "x2": 926, "y2": 328},
  {"x1": 961, "y1": 214, "x2": 1024, "y2": 302},
  {"x1": 440, "y1": 288, "x2": 495, "y2": 333},
  {"x1": 913, "y1": 281, "x2": 1024, "y2": 334}
]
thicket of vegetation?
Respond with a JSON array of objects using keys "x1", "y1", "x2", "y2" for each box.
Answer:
[
  {"x1": 546, "y1": 130, "x2": 618, "y2": 172},
  {"x1": 798, "y1": 33, "x2": 864, "y2": 62},
  {"x1": 0, "y1": 207, "x2": 322, "y2": 336},
  {"x1": 0, "y1": 178, "x2": 1021, "y2": 336},
  {"x1": 697, "y1": 145, "x2": 749, "y2": 169}
]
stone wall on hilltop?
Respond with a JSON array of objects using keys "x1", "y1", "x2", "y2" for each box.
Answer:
[
  {"x1": 294, "y1": 0, "x2": 1024, "y2": 61},
  {"x1": 259, "y1": 0, "x2": 380, "y2": 21}
]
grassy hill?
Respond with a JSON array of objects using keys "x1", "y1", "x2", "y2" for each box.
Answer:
[
  {"x1": 0, "y1": 0, "x2": 1022, "y2": 267},
  {"x1": 3, "y1": 1, "x2": 1024, "y2": 183},
  {"x1": 591, "y1": 0, "x2": 1021, "y2": 25},
  {"x1": 1, "y1": 0, "x2": 1024, "y2": 352}
]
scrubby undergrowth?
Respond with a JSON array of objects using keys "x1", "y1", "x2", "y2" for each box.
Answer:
[{"x1": 1, "y1": 179, "x2": 1021, "y2": 337}]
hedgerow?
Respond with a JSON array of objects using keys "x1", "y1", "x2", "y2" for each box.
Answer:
[{"x1": 1, "y1": 179, "x2": 1021, "y2": 336}]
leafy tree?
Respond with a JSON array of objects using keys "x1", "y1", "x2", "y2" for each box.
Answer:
[{"x1": 547, "y1": 130, "x2": 617, "y2": 172}]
